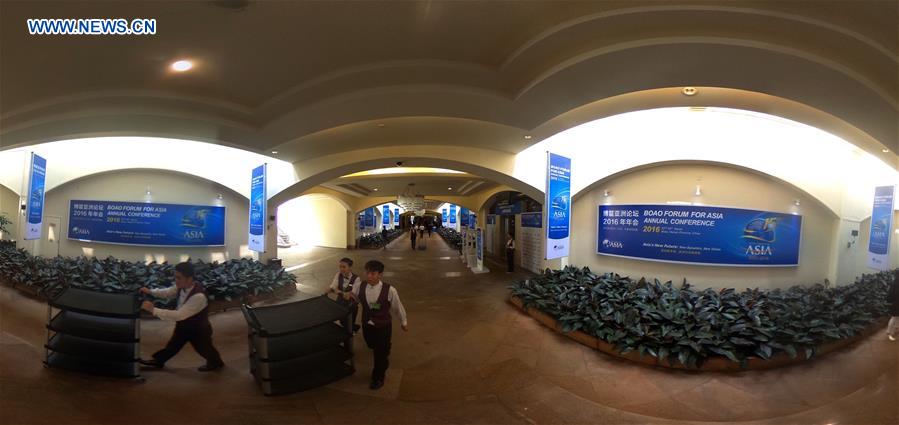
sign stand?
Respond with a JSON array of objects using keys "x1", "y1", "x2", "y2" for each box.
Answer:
[{"x1": 470, "y1": 227, "x2": 489, "y2": 274}]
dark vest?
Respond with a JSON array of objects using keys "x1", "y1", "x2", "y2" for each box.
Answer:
[
  {"x1": 359, "y1": 282, "x2": 392, "y2": 328},
  {"x1": 337, "y1": 273, "x2": 359, "y2": 306},
  {"x1": 174, "y1": 282, "x2": 210, "y2": 331}
]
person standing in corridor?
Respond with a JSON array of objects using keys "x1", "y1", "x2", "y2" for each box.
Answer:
[
  {"x1": 410, "y1": 225, "x2": 417, "y2": 250},
  {"x1": 328, "y1": 257, "x2": 361, "y2": 334},
  {"x1": 348, "y1": 260, "x2": 407, "y2": 390},
  {"x1": 505, "y1": 232, "x2": 515, "y2": 273}
]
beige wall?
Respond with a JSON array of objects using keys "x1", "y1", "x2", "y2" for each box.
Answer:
[
  {"x1": 277, "y1": 195, "x2": 348, "y2": 249},
  {"x1": 0, "y1": 184, "x2": 19, "y2": 241},
  {"x1": 570, "y1": 164, "x2": 839, "y2": 290},
  {"x1": 40, "y1": 169, "x2": 251, "y2": 263},
  {"x1": 851, "y1": 212, "x2": 899, "y2": 279}
]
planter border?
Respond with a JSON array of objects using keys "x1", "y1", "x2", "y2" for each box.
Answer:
[{"x1": 509, "y1": 295, "x2": 888, "y2": 372}]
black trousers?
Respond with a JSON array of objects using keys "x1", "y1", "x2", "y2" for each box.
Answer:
[
  {"x1": 338, "y1": 301, "x2": 359, "y2": 331},
  {"x1": 506, "y1": 248, "x2": 515, "y2": 272},
  {"x1": 362, "y1": 323, "x2": 392, "y2": 382},
  {"x1": 152, "y1": 323, "x2": 224, "y2": 366},
  {"x1": 411, "y1": 237, "x2": 417, "y2": 249}
]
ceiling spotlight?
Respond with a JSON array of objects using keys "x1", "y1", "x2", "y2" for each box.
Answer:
[
  {"x1": 373, "y1": 188, "x2": 379, "y2": 192},
  {"x1": 217, "y1": 194, "x2": 223, "y2": 200},
  {"x1": 694, "y1": 185, "x2": 702, "y2": 197},
  {"x1": 794, "y1": 199, "x2": 801, "y2": 206},
  {"x1": 524, "y1": 135, "x2": 532, "y2": 140},
  {"x1": 170, "y1": 60, "x2": 193, "y2": 72},
  {"x1": 271, "y1": 150, "x2": 278, "y2": 155},
  {"x1": 883, "y1": 148, "x2": 890, "y2": 153},
  {"x1": 682, "y1": 87, "x2": 698, "y2": 96},
  {"x1": 447, "y1": 187, "x2": 453, "y2": 190},
  {"x1": 603, "y1": 190, "x2": 611, "y2": 197}
]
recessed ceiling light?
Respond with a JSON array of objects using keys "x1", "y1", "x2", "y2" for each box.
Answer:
[
  {"x1": 170, "y1": 60, "x2": 193, "y2": 72},
  {"x1": 524, "y1": 135, "x2": 532, "y2": 140},
  {"x1": 271, "y1": 150, "x2": 278, "y2": 154},
  {"x1": 377, "y1": 123, "x2": 386, "y2": 128},
  {"x1": 883, "y1": 148, "x2": 890, "y2": 153},
  {"x1": 373, "y1": 188, "x2": 379, "y2": 191},
  {"x1": 682, "y1": 87, "x2": 698, "y2": 96},
  {"x1": 447, "y1": 187, "x2": 453, "y2": 190}
]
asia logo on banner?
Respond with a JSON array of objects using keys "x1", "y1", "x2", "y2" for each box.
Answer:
[
  {"x1": 248, "y1": 164, "x2": 266, "y2": 252},
  {"x1": 545, "y1": 152, "x2": 571, "y2": 259},
  {"x1": 25, "y1": 153, "x2": 47, "y2": 241},
  {"x1": 449, "y1": 205, "x2": 456, "y2": 224},
  {"x1": 867, "y1": 185, "x2": 896, "y2": 271},
  {"x1": 383, "y1": 205, "x2": 390, "y2": 226},
  {"x1": 597, "y1": 204, "x2": 802, "y2": 266}
]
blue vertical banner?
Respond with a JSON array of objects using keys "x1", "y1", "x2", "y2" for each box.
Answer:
[
  {"x1": 867, "y1": 185, "x2": 896, "y2": 270},
  {"x1": 358, "y1": 214, "x2": 365, "y2": 230},
  {"x1": 460, "y1": 207, "x2": 470, "y2": 227},
  {"x1": 383, "y1": 205, "x2": 390, "y2": 226},
  {"x1": 364, "y1": 207, "x2": 375, "y2": 228},
  {"x1": 25, "y1": 153, "x2": 47, "y2": 240},
  {"x1": 449, "y1": 205, "x2": 457, "y2": 224},
  {"x1": 545, "y1": 152, "x2": 571, "y2": 259},
  {"x1": 477, "y1": 228, "x2": 483, "y2": 262},
  {"x1": 248, "y1": 164, "x2": 267, "y2": 252},
  {"x1": 442, "y1": 208, "x2": 447, "y2": 223},
  {"x1": 394, "y1": 208, "x2": 400, "y2": 224}
]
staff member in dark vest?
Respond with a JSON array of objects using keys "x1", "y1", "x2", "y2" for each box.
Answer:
[
  {"x1": 348, "y1": 260, "x2": 407, "y2": 390},
  {"x1": 138, "y1": 262, "x2": 224, "y2": 372},
  {"x1": 328, "y1": 257, "x2": 361, "y2": 333},
  {"x1": 505, "y1": 232, "x2": 515, "y2": 273},
  {"x1": 410, "y1": 225, "x2": 418, "y2": 250}
]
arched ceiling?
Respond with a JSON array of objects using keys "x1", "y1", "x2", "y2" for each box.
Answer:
[{"x1": 1, "y1": 1, "x2": 896, "y2": 166}]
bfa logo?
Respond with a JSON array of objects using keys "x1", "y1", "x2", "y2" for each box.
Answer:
[
  {"x1": 743, "y1": 217, "x2": 777, "y2": 243},
  {"x1": 71, "y1": 226, "x2": 89, "y2": 235},
  {"x1": 602, "y1": 239, "x2": 623, "y2": 249},
  {"x1": 183, "y1": 230, "x2": 206, "y2": 239},
  {"x1": 745, "y1": 244, "x2": 773, "y2": 256},
  {"x1": 182, "y1": 208, "x2": 210, "y2": 229}
]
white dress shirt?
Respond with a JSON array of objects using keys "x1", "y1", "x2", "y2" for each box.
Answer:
[
  {"x1": 349, "y1": 280, "x2": 407, "y2": 326},
  {"x1": 149, "y1": 285, "x2": 209, "y2": 322},
  {"x1": 328, "y1": 272, "x2": 359, "y2": 293}
]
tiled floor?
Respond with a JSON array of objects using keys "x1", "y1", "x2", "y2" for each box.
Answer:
[{"x1": 1, "y1": 233, "x2": 897, "y2": 424}]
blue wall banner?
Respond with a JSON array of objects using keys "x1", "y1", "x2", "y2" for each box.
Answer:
[
  {"x1": 358, "y1": 214, "x2": 365, "y2": 230},
  {"x1": 545, "y1": 152, "x2": 571, "y2": 260},
  {"x1": 460, "y1": 207, "x2": 469, "y2": 227},
  {"x1": 597, "y1": 204, "x2": 802, "y2": 267},
  {"x1": 364, "y1": 207, "x2": 375, "y2": 227},
  {"x1": 395, "y1": 208, "x2": 400, "y2": 224},
  {"x1": 442, "y1": 208, "x2": 447, "y2": 223},
  {"x1": 25, "y1": 153, "x2": 47, "y2": 240},
  {"x1": 521, "y1": 212, "x2": 542, "y2": 228},
  {"x1": 248, "y1": 164, "x2": 267, "y2": 252},
  {"x1": 68, "y1": 200, "x2": 225, "y2": 246},
  {"x1": 867, "y1": 185, "x2": 896, "y2": 270},
  {"x1": 496, "y1": 201, "x2": 521, "y2": 216},
  {"x1": 449, "y1": 205, "x2": 456, "y2": 224},
  {"x1": 383, "y1": 205, "x2": 390, "y2": 226}
]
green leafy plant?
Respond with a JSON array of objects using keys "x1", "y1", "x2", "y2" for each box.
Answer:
[
  {"x1": 0, "y1": 245, "x2": 297, "y2": 304},
  {"x1": 510, "y1": 266, "x2": 893, "y2": 368},
  {"x1": 437, "y1": 227, "x2": 462, "y2": 250},
  {"x1": 0, "y1": 213, "x2": 11, "y2": 238},
  {"x1": 359, "y1": 228, "x2": 405, "y2": 248}
]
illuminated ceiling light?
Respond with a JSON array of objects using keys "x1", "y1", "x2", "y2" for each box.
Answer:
[
  {"x1": 170, "y1": 60, "x2": 193, "y2": 72},
  {"x1": 603, "y1": 190, "x2": 611, "y2": 197},
  {"x1": 524, "y1": 135, "x2": 532, "y2": 139},
  {"x1": 682, "y1": 87, "x2": 698, "y2": 96},
  {"x1": 447, "y1": 187, "x2": 453, "y2": 190},
  {"x1": 883, "y1": 148, "x2": 890, "y2": 153},
  {"x1": 271, "y1": 150, "x2": 278, "y2": 154},
  {"x1": 794, "y1": 199, "x2": 801, "y2": 206},
  {"x1": 694, "y1": 185, "x2": 702, "y2": 196},
  {"x1": 372, "y1": 188, "x2": 379, "y2": 192}
]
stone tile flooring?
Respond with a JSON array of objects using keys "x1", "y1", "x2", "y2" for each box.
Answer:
[{"x1": 1, "y1": 233, "x2": 897, "y2": 424}]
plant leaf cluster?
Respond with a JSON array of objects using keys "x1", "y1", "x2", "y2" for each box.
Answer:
[{"x1": 509, "y1": 266, "x2": 893, "y2": 367}]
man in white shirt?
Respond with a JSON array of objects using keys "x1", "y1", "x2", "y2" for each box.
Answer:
[
  {"x1": 347, "y1": 260, "x2": 407, "y2": 390},
  {"x1": 327, "y1": 257, "x2": 361, "y2": 333},
  {"x1": 137, "y1": 262, "x2": 224, "y2": 372}
]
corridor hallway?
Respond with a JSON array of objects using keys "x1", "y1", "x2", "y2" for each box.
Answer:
[{"x1": 1, "y1": 231, "x2": 897, "y2": 424}]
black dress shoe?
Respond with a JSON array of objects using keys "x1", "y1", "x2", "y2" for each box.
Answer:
[
  {"x1": 369, "y1": 380, "x2": 384, "y2": 390},
  {"x1": 138, "y1": 359, "x2": 163, "y2": 368},
  {"x1": 197, "y1": 363, "x2": 224, "y2": 372}
]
